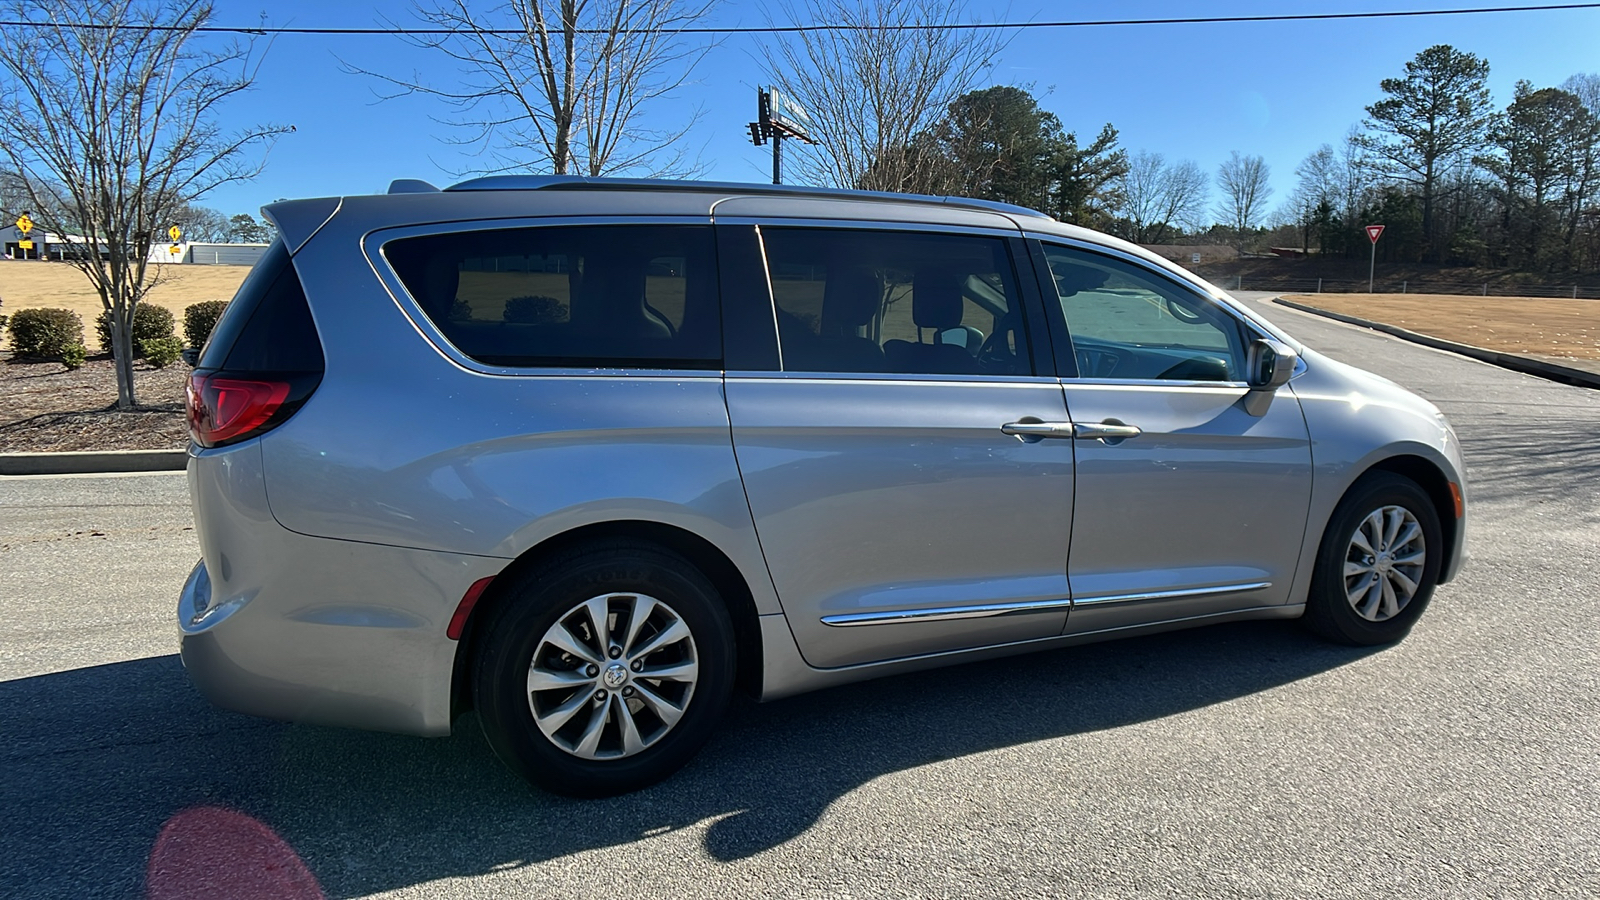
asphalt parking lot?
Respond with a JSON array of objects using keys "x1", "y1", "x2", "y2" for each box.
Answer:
[{"x1": 3, "y1": 296, "x2": 1598, "y2": 899}]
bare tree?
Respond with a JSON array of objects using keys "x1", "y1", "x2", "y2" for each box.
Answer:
[
  {"x1": 1561, "y1": 73, "x2": 1600, "y2": 258},
  {"x1": 1283, "y1": 145, "x2": 1335, "y2": 253},
  {"x1": 1337, "y1": 125, "x2": 1375, "y2": 228},
  {"x1": 354, "y1": 0, "x2": 715, "y2": 177},
  {"x1": 174, "y1": 204, "x2": 232, "y2": 243},
  {"x1": 1564, "y1": 73, "x2": 1600, "y2": 118},
  {"x1": 1117, "y1": 151, "x2": 1209, "y2": 243},
  {"x1": 1216, "y1": 151, "x2": 1272, "y2": 248},
  {"x1": 0, "y1": 0, "x2": 286, "y2": 407},
  {"x1": 759, "y1": 0, "x2": 1004, "y2": 191}
]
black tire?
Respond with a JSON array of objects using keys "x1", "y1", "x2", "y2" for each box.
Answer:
[
  {"x1": 1303, "y1": 472, "x2": 1443, "y2": 646},
  {"x1": 472, "y1": 540, "x2": 735, "y2": 797}
]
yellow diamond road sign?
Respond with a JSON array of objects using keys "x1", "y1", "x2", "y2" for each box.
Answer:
[
  {"x1": 16, "y1": 214, "x2": 33, "y2": 235},
  {"x1": 168, "y1": 225, "x2": 182, "y2": 243}
]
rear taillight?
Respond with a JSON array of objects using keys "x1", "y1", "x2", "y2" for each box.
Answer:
[{"x1": 187, "y1": 373, "x2": 292, "y2": 448}]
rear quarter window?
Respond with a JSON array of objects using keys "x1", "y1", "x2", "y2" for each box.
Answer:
[
  {"x1": 385, "y1": 224, "x2": 721, "y2": 369},
  {"x1": 198, "y1": 238, "x2": 324, "y2": 373}
]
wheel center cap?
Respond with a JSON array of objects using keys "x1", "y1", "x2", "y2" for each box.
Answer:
[{"x1": 603, "y1": 663, "x2": 628, "y2": 688}]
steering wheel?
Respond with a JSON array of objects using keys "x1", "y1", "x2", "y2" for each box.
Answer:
[
  {"x1": 977, "y1": 323, "x2": 1018, "y2": 371},
  {"x1": 1155, "y1": 355, "x2": 1230, "y2": 381},
  {"x1": 1164, "y1": 297, "x2": 1206, "y2": 325},
  {"x1": 1075, "y1": 346, "x2": 1122, "y2": 377}
]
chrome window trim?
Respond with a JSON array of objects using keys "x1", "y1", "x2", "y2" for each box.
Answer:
[
  {"x1": 1063, "y1": 378, "x2": 1251, "y2": 391},
  {"x1": 722, "y1": 370, "x2": 1062, "y2": 387},
  {"x1": 821, "y1": 581, "x2": 1272, "y2": 626},
  {"x1": 361, "y1": 214, "x2": 718, "y2": 378},
  {"x1": 751, "y1": 224, "x2": 784, "y2": 372}
]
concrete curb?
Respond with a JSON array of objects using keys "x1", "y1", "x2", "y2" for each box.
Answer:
[
  {"x1": 0, "y1": 449, "x2": 188, "y2": 476},
  {"x1": 1273, "y1": 297, "x2": 1600, "y2": 390}
]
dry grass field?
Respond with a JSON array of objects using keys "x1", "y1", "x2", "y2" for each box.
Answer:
[
  {"x1": 1280, "y1": 293, "x2": 1600, "y2": 363},
  {"x1": 0, "y1": 260, "x2": 250, "y2": 350}
]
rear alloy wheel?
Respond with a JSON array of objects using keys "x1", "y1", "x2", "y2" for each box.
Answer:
[
  {"x1": 473, "y1": 542, "x2": 734, "y2": 797},
  {"x1": 1304, "y1": 473, "x2": 1443, "y2": 646},
  {"x1": 527, "y1": 592, "x2": 700, "y2": 760}
]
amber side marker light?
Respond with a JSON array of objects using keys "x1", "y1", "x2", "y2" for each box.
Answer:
[{"x1": 1449, "y1": 482, "x2": 1464, "y2": 519}]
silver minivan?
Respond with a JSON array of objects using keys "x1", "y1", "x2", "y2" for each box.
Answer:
[{"x1": 179, "y1": 177, "x2": 1466, "y2": 796}]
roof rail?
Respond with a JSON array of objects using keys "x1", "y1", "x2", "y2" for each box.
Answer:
[{"x1": 442, "y1": 174, "x2": 1052, "y2": 219}]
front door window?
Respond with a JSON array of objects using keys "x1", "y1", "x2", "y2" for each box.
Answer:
[{"x1": 1040, "y1": 244, "x2": 1247, "y2": 382}]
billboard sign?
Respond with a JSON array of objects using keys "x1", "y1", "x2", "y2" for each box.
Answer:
[{"x1": 767, "y1": 86, "x2": 815, "y2": 141}]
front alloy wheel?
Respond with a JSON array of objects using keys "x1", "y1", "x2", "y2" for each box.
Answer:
[
  {"x1": 1341, "y1": 505, "x2": 1427, "y2": 623},
  {"x1": 1305, "y1": 472, "x2": 1443, "y2": 646}
]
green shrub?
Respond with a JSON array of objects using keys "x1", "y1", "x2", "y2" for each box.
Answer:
[
  {"x1": 8, "y1": 307, "x2": 85, "y2": 360},
  {"x1": 96, "y1": 304, "x2": 176, "y2": 357},
  {"x1": 183, "y1": 300, "x2": 229, "y2": 348},
  {"x1": 60, "y1": 343, "x2": 87, "y2": 370},
  {"x1": 142, "y1": 335, "x2": 184, "y2": 369},
  {"x1": 503, "y1": 295, "x2": 565, "y2": 323}
]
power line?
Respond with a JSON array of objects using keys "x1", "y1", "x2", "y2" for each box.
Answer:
[{"x1": 0, "y1": 3, "x2": 1598, "y2": 36}]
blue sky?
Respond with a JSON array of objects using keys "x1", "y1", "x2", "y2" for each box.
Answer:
[{"x1": 200, "y1": 0, "x2": 1600, "y2": 222}]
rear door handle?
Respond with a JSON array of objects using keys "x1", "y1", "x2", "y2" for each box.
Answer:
[
  {"x1": 1001, "y1": 420, "x2": 1075, "y2": 441},
  {"x1": 1073, "y1": 421, "x2": 1142, "y2": 443}
]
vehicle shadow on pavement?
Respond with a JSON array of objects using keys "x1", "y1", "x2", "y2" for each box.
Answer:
[
  {"x1": 0, "y1": 620, "x2": 1374, "y2": 898},
  {"x1": 1456, "y1": 416, "x2": 1600, "y2": 506}
]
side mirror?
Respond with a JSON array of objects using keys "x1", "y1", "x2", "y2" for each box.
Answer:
[{"x1": 1242, "y1": 338, "x2": 1298, "y2": 416}]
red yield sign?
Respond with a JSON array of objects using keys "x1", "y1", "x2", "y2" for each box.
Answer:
[{"x1": 1366, "y1": 224, "x2": 1386, "y2": 244}]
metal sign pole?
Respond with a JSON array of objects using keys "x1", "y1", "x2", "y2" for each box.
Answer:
[
  {"x1": 1364, "y1": 224, "x2": 1385, "y2": 293},
  {"x1": 772, "y1": 131, "x2": 782, "y2": 185}
]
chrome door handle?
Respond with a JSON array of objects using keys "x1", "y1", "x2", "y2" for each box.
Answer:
[
  {"x1": 1073, "y1": 421, "x2": 1142, "y2": 443},
  {"x1": 1001, "y1": 420, "x2": 1075, "y2": 440}
]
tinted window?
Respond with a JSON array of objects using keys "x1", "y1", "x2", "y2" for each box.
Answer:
[
  {"x1": 199, "y1": 238, "x2": 324, "y2": 373},
  {"x1": 760, "y1": 228, "x2": 1030, "y2": 377},
  {"x1": 1041, "y1": 244, "x2": 1247, "y2": 382},
  {"x1": 387, "y1": 225, "x2": 720, "y2": 369}
]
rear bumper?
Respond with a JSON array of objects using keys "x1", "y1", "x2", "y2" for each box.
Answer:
[
  {"x1": 178, "y1": 535, "x2": 502, "y2": 736},
  {"x1": 181, "y1": 444, "x2": 504, "y2": 737}
]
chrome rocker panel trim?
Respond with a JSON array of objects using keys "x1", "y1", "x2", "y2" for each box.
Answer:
[{"x1": 820, "y1": 581, "x2": 1272, "y2": 627}]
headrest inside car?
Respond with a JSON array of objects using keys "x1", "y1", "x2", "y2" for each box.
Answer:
[{"x1": 1054, "y1": 264, "x2": 1109, "y2": 297}]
